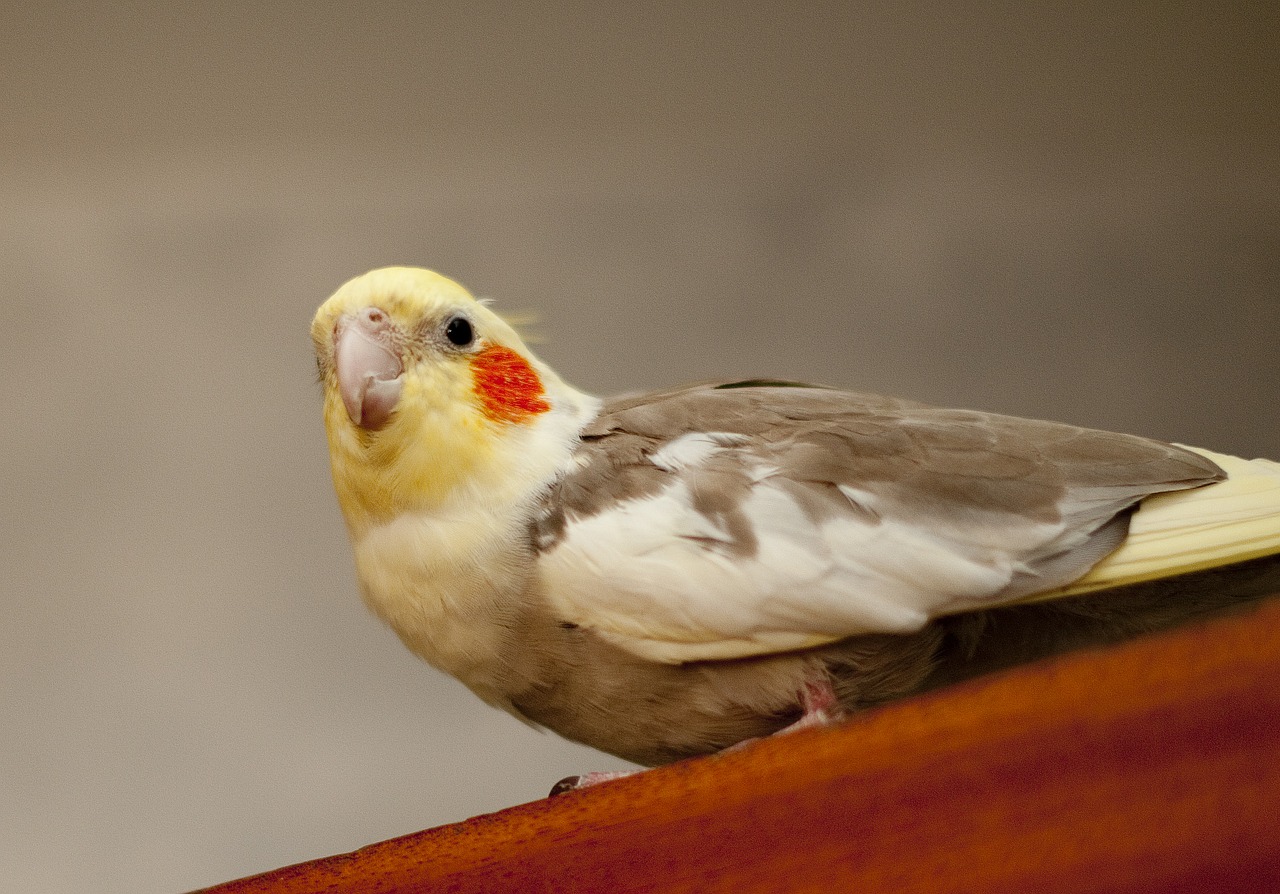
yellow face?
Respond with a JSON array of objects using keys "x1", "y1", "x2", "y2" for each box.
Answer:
[{"x1": 312, "y1": 267, "x2": 550, "y2": 534}]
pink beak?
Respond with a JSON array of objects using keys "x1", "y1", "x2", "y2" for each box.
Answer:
[{"x1": 334, "y1": 308, "x2": 404, "y2": 430}]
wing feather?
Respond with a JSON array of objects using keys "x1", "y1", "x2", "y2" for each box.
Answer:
[{"x1": 535, "y1": 384, "x2": 1227, "y2": 664}]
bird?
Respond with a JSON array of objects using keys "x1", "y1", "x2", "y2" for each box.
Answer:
[{"x1": 311, "y1": 266, "x2": 1280, "y2": 776}]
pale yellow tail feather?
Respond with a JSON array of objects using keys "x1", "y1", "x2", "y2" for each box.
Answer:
[{"x1": 1033, "y1": 446, "x2": 1280, "y2": 601}]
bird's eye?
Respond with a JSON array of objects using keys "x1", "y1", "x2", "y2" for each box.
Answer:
[{"x1": 444, "y1": 316, "x2": 474, "y2": 347}]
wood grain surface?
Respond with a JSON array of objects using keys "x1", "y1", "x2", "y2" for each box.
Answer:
[{"x1": 196, "y1": 597, "x2": 1280, "y2": 893}]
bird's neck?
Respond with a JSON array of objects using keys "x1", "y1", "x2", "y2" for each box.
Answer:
[{"x1": 342, "y1": 380, "x2": 600, "y2": 699}]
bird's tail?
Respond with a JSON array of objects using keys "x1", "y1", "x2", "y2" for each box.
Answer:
[{"x1": 1037, "y1": 446, "x2": 1280, "y2": 601}]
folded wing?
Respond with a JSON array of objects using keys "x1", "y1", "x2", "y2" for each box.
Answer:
[{"x1": 534, "y1": 384, "x2": 1226, "y2": 664}]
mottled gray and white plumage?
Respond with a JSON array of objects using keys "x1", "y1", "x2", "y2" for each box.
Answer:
[{"x1": 313, "y1": 267, "x2": 1280, "y2": 767}]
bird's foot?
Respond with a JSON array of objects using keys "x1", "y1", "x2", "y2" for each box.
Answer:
[
  {"x1": 788, "y1": 676, "x2": 845, "y2": 730},
  {"x1": 726, "y1": 676, "x2": 844, "y2": 753},
  {"x1": 549, "y1": 769, "x2": 639, "y2": 796}
]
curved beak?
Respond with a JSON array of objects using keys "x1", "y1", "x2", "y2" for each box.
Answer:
[{"x1": 334, "y1": 309, "x2": 404, "y2": 430}]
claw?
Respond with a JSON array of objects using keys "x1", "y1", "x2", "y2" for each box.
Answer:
[{"x1": 548, "y1": 776, "x2": 583, "y2": 797}]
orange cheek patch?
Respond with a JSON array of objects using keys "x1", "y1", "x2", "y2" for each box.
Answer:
[{"x1": 470, "y1": 345, "x2": 552, "y2": 424}]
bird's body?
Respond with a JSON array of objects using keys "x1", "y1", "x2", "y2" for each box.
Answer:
[{"x1": 312, "y1": 267, "x2": 1280, "y2": 766}]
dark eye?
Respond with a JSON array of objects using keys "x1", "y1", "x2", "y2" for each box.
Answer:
[{"x1": 444, "y1": 316, "x2": 474, "y2": 347}]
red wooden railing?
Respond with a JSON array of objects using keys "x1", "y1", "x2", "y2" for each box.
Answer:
[{"x1": 196, "y1": 597, "x2": 1280, "y2": 893}]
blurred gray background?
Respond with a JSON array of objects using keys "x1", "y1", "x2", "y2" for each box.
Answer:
[{"x1": 2, "y1": 2, "x2": 1277, "y2": 891}]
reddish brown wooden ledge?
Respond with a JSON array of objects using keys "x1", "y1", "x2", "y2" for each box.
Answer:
[{"x1": 196, "y1": 597, "x2": 1280, "y2": 893}]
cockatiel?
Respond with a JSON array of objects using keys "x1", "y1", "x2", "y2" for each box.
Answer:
[{"x1": 312, "y1": 266, "x2": 1280, "y2": 771}]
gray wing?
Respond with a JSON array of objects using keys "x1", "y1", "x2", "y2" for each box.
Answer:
[{"x1": 533, "y1": 382, "x2": 1224, "y2": 663}]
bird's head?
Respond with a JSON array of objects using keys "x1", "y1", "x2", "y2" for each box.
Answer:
[{"x1": 312, "y1": 267, "x2": 595, "y2": 538}]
